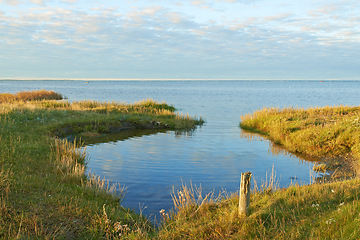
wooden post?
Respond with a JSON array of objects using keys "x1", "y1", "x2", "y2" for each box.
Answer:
[{"x1": 239, "y1": 171, "x2": 252, "y2": 217}]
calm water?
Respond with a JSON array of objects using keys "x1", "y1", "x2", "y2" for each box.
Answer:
[{"x1": 1, "y1": 80, "x2": 360, "y2": 218}]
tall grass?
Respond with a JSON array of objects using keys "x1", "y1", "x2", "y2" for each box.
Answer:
[
  {"x1": 0, "y1": 90, "x2": 63, "y2": 103},
  {"x1": 0, "y1": 90, "x2": 206, "y2": 238},
  {"x1": 0, "y1": 169, "x2": 11, "y2": 222},
  {"x1": 240, "y1": 106, "x2": 360, "y2": 176},
  {"x1": 50, "y1": 138, "x2": 153, "y2": 238},
  {"x1": 53, "y1": 138, "x2": 87, "y2": 183},
  {"x1": 39, "y1": 99, "x2": 175, "y2": 115},
  {"x1": 157, "y1": 106, "x2": 360, "y2": 239},
  {"x1": 158, "y1": 175, "x2": 360, "y2": 239},
  {"x1": 84, "y1": 173, "x2": 126, "y2": 203}
]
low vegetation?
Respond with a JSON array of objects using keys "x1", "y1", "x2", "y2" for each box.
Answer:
[
  {"x1": 157, "y1": 105, "x2": 360, "y2": 239},
  {"x1": 240, "y1": 105, "x2": 360, "y2": 178},
  {"x1": 0, "y1": 89, "x2": 63, "y2": 103},
  {"x1": 157, "y1": 178, "x2": 360, "y2": 239},
  {"x1": 0, "y1": 90, "x2": 203, "y2": 239},
  {"x1": 3, "y1": 91, "x2": 360, "y2": 239}
]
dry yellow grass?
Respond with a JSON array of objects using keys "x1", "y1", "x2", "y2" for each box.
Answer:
[{"x1": 0, "y1": 90, "x2": 63, "y2": 103}]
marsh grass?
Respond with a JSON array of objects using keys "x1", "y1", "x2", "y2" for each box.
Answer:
[
  {"x1": 240, "y1": 105, "x2": 360, "y2": 158},
  {"x1": 252, "y1": 165, "x2": 279, "y2": 194},
  {"x1": 240, "y1": 106, "x2": 360, "y2": 178},
  {"x1": 0, "y1": 90, "x2": 63, "y2": 103},
  {"x1": 158, "y1": 175, "x2": 360, "y2": 239},
  {"x1": 12, "y1": 90, "x2": 360, "y2": 239},
  {"x1": 84, "y1": 173, "x2": 126, "y2": 203},
  {"x1": 38, "y1": 98, "x2": 176, "y2": 115},
  {"x1": 157, "y1": 106, "x2": 360, "y2": 239},
  {"x1": 0, "y1": 169, "x2": 11, "y2": 224},
  {"x1": 171, "y1": 183, "x2": 219, "y2": 215},
  {"x1": 0, "y1": 90, "x2": 204, "y2": 239},
  {"x1": 53, "y1": 138, "x2": 87, "y2": 183}
]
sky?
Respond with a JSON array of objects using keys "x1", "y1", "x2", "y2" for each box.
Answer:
[{"x1": 0, "y1": 0, "x2": 359, "y2": 80}]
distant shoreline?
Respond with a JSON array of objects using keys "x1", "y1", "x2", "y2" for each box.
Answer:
[{"x1": 1, "y1": 78, "x2": 359, "y2": 81}]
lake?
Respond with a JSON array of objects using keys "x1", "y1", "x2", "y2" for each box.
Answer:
[{"x1": 1, "y1": 80, "x2": 359, "y2": 218}]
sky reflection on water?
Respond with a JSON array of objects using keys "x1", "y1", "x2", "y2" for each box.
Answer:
[{"x1": 2, "y1": 80, "x2": 360, "y2": 217}]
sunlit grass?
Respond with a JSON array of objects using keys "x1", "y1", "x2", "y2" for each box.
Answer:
[
  {"x1": 240, "y1": 106, "x2": 360, "y2": 177},
  {"x1": 0, "y1": 90, "x2": 63, "y2": 103},
  {"x1": 0, "y1": 90, "x2": 203, "y2": 239},
  {"x1": 155, "y1": 105, "x2": 360, "y2": 239},
  {"x1": 157, "y1": 173, "x2": 360, "y2": 239},
  {"x1": 3, "y1": 90, "x2": 360, "y2": 239}
]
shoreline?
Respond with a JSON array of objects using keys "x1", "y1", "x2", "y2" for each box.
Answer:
[
  {"x1": 0, "y1": 90, "x2": 203, "y2": 238},
  {"x1": 2, "y1": 91, "x2": 360, "y2": 238},
  {"x1": 240, "y1": 105, "x2": 360, "y2": 181}
]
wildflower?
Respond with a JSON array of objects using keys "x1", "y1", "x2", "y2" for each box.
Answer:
[
  {"x1": 160, "y1": 209, "x2": 168, "y2": 220},
  {"x1": 326, "y1": 218, "x2": 336, "y2": 225},
  {"x1": 114, "y1": 222, "x2": 130, "y2": 236},
  {"x1": 311, "y1": 203, "x2": 320, "y2": 210}
]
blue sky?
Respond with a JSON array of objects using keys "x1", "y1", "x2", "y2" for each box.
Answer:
[{"x1": 0, "y1": 0, "x2": 359, "y2": 80}]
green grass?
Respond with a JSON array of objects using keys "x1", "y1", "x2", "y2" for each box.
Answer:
[
  {"x1": 240, "y1": 105, "x2": 360, "y2": 159},
  {"x1": 157, "y1": 179, "x2": 360, "y2": 239},
  {"x1": 0, "y1": 90, "x2": 203, "y2": 239},
  {"x1": 155, "y1": 105, "x2": 360, "y2": 239},
  {"x1": 240, "y1": 105, "x2": 360, "y2": 178},
  {"x1": 4, "y1": 92, "x2": 360, "y2": 239}
]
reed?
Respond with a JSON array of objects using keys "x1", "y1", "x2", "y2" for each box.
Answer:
[
  {"x1": 0, "y1": 90, "x2": 63, "y2": 103},
  {"x1": 84, "y1": 173, "x2": 126, "y2": 203},
  {"x1": 52, "y1": 138, "x2": 87, "y2": 183}
]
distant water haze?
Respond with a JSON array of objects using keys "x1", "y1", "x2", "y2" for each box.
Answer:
[{"x1": 2, "y1": 80, "x2": 359, "y2": 217}]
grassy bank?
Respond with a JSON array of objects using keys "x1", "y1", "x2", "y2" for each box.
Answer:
[
  {"x1": 157, "y1": 178, "x2": 360, "y2": 239},
  {"x1": 0, "y1": 90, "x2": 203, "y2": 239},
  {"x1": 240, "y1": 105, "x2": 360, "y2": 178},
  {"x1": 156, "y1": 105, "x2": 360, "y2": 239},
  {"x1": 3, "y1": 92, "x2": 360, "y2": 239}
]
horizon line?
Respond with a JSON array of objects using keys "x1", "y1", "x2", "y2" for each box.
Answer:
[{"x1": 1, "y1": 77, "x2": 360, "y2": 81}]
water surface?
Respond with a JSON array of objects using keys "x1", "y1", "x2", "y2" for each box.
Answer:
[{"x1": 2, "y1": 80, "x2": 359, "y2": 217}]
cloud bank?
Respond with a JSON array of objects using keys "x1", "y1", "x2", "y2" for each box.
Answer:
[{"x1": 0, "y1": 0, "x2": 359, "y2": 79}]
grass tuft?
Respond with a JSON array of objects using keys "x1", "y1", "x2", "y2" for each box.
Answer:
[
  {"x1": 84, "y1": 173, "x2": 126, "y2": 203},
  {"x1": 53, "y1": 138, "x2": 87, "y2": 183},
  {"x1": 0, "y1": 90, "x2": 63, "y2": 103}
]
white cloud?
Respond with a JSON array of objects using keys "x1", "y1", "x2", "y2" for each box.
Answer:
[
  {"x1": 0, "y1": 0, "x2": 359, "y2": 79},
  {"x1": 30, "y1": 0, "x2": 45, "y2": 5},
  {"x1": 0, "y1": 0, "x2": 48, "y2": 5},
  {"x1": 126, "y1": 6, "x2": 164, "y2": 22},
  {"x1": 0, "y1": 0, "x2": 20, "y2": 5},
  {"x1": 308, "y1": 4, "x2": 338, "y2": 16},
  {"x1": 164, "y1": 12, "x2": 183, "y2": 24},
  {"x1": 263, "y1": 13, "x2": 291, "y2": 22},
  {"x1": 190, "y1": 0, "x2": 216, "y2": 10},
  {"x1": 61, "y1": 0, "x2": 79, "y2": 3}
]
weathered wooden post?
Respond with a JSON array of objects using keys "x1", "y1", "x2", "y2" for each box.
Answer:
[{"x1": 239, "y1": 171, "x2": 252, "y2": 217}]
